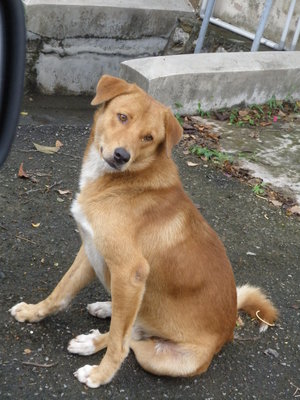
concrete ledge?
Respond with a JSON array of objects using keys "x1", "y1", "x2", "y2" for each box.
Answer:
[
  {"x1": 120, "y1": 52, "x2": 300, "y2": 113},
  {"x1": 24, "y1": 0, "x2": 194, "y2": 39}
]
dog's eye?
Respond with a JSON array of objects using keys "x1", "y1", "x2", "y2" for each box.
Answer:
[
  {"x1": 117, "y1": 113, "x2": 128, "y2": 123},
  {"x1": 142, "y1": 134, "x2": 153, "y2": 142}
]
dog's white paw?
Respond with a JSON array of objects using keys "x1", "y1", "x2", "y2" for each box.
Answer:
[
  {"x1": 68, "y1": 329, "x2": 101, "y2": 355},
  {"x1": 87, "y1": 301, "x2": 112, "y2": 319},
  {"x1": 9, "y1": 302, "x2": 42, "y2": 322},
  {"x1": 74, "y1": 364, "x2": 99, "y2": 388}
]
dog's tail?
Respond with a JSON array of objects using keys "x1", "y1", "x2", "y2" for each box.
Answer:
[{"x1": 237, "y1": 284, "x2": 278, "y2": 333}]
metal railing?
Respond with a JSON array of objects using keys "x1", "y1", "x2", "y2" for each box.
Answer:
[{"x1": 194, "y1": 0, "x2": 300, "y2": 53}]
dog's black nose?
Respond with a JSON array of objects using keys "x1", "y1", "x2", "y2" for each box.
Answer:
[{"x1": 114, "y1": 147, "x2": 131, "y2": 165}]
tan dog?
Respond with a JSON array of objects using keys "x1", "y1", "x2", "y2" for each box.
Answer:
[{"x1": 10, "y1": 75, "x2": 278, "y2": 388}]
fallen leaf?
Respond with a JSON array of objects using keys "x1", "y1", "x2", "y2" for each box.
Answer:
[
  {"x1": 246, "y1": 251, "x2": 256, "y2": 256},
  {"x1": 18, "y1": 163, "x2": 29, "y2": 179},
  {"x1": 270, "y1": 199, "x2": 282, "y2": 207},
  {"x1": 20, "y1": 111, "x2": 28, "y2": 116},
  {"x1": 288, "y1": 205, "x2": 300, "y2": 215},
  {"x1": 33, "y1": 143, "x2": 60, "y2": 154},
  {"x1": 24, "y1": 348, "x2": 32, "y2": 354},
  {"x1": 238, "y1": 109, "x2": 249, "y2": 117},
  {"x1": 278, "y1": 110, "x2": 286, "y2": 117},
  {"x1": 260, "y1": 121, "x2": 272, "y2": 127},
  {"x1": 56, "y1": 197, "x2": 64, "y2": 203},
  {"x1": 55, "y1": 140, "x2": 63, "y2": 149},
  {"x1": 31, "y1": 222, "x2": 40, "y2": 228},
  {"x1": 186, "y1": 161, "x2": 199, "y2": 167},
  {"x1": 57, "y1": 189, "x2": 71, "y2": 195}
]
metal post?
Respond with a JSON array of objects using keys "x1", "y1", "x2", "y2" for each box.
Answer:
[
  {"x1": 251, "y1": 0, "x2": 273, "y2": 51},
  {"x1": 278, "y1": 0, "x2": 296, "y2": 50},
  {"x1": 290, "y1": 17, "x2": 300, "y2": 50},
  {"x1": 194, "y1": 0, "x2": 216, "y2": 53}
]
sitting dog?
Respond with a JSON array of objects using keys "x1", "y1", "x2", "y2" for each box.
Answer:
[{"x1": 10, "y1": 75, "x2": 278, "y2": 388}]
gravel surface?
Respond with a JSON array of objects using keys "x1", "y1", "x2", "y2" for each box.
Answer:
[{"x1": 0, "y1": 96, "x2": 299, "y2": 399}]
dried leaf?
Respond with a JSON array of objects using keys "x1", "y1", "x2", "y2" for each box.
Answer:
[
  {"x1": 278, "y1": 110, "x2": 286, "y2": 117},
  {"x1": 20, "y1": 111, "x2": 28, "y2": 116},
  {"x1": 270, "y1": 199, "x2": 282, "y2": 207},
  {"x1": 24, "y1": 348, "x2": 32, "y2": 354},
  {"x1": 57, "y1": 189, "x2": 71, "y2": 195},
  {"x1": 288, "y1": 205, "x2": 300, "y2": 215},
  {"x1": 238, "y1": 109, "x2": 249, "y2": 117},
  {"x1": 31, "y1": 222, "x2": 40, "y2": 228},
  {"x1": 260, "y1": 122, "x2": 272, "y2": 127},
  {"x1": 186, "y1": 161, "x2": 199, "y2": 167},
  {"x1": 55, "y1": 140, "x2": 63, "y2": 149},
  {"x1": 33, "y1": 143, "x2": 60, "y2": 154},
  {"x1": 56, "y1": 197, "x2": 64, "y2": 203},
  {"x1": 18, "y1": 163, "x2": 29, "y2": 179}
]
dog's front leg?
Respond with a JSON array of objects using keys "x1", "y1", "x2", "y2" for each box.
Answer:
[
  {"x1": 10, "y1": 245, "x2": 96, "y2": 322},
  {"x1": 75, "y1": 256, "x2": 150, "y2": 387}
]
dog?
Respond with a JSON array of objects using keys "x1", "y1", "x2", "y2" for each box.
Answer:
[{"x1": 10, "y1": 75, "x2": 278, "y2": 388}]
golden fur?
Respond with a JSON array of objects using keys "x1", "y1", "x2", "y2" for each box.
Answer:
[{"x1": 10, "y1": 75, "x2": 278, "y2": 388}]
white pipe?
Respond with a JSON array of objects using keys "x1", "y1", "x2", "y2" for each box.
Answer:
[
  {"x1": 290, "y1": 17, "x2": 300, "y2": 50},
  {"x1": 251, "y1": 0, "x2": 273, "y2": 52},
  {"x1": 279, "y1": 0, "x2": 296, "y2": 50},
  {"x1": 207, "y1": 16, "x2": 281, "y2": 50}
]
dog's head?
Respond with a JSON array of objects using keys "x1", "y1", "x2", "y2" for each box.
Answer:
[{"x1": 90, "y1": 75, "x2": 182, "y2": 172}]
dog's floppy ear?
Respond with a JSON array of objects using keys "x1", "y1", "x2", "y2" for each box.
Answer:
[
  {"x1": 165, "y1": 109, "x2": 183, "y2": 157},
  {"x1": 91, "y1": 75, "x2": 131, "y2": 106}
]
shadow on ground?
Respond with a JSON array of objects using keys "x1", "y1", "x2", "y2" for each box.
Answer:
[{"x1": 0, "y1": 96, "x2": 299, "y2": 399}]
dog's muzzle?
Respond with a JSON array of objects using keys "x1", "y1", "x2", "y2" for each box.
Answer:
[{"x1": 105, "y1": 147, "x2": 131, "y2": 170}]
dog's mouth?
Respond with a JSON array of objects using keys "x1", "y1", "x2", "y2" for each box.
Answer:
[
  {"x1": 101, "y1": 146, "x2": 131, "y2": 171},
  {"x1": 103, "y1": 157, "x2": 122, "y2": 171}
]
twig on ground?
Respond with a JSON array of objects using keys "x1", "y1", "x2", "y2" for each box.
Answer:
[
  {"x1": 234, "y1": 334, "x2": 260, "y2": 342},
  {"x1": 291, "y1": 382, "x2": 300, "y2": 398},
  {"x1": 59, "y1": 152, "x2": 81, "y2": 160},
  {"x1": 44, "y1": 180, "x2": 63, "y2": 192},
  {"x1": 16, "y1": 149, "x2": 37, "y2": 153},
  {"x1": 22, "y1": 188, "x2": 43, "y2": 196},
  {"x1": 15, "y1": 235, "x2": 36, "y2": 245},
  {"x1": 22, "y1": 361, "x2": 57, "y2": 368}
]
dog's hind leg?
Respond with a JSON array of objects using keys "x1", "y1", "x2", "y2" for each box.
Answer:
[
  {"x1": 130, "y1": 338, "x2": 215, "y2": 377},
  {"x1": 10, "y1": 246, "x2": 96, "y2": 322}
]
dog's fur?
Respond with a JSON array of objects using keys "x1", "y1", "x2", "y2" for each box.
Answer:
[{"x1": 10, "y1": 75, "x2": 278, "y2": 388}]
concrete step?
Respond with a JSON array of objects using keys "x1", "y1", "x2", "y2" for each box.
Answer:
[
  {"x1": 24, "y1": 0, "x2": 194, "y2": 94},
  {"x1": 120, "y1": 51, "x2": 300, "y2": 113}
]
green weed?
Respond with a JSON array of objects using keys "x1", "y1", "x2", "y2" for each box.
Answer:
[
  {"x1": 252, "y1": 182, "x2": 266, "y2": 196},
  {"x1": 190, "y1": 146, "x2": 233, "y2": 164},
  {"x1": 197, "y1": 103, "x2": 210, "y2": 118},
  {"x1": 174, "y1": 102, "x2": 183, "y2": 126}
]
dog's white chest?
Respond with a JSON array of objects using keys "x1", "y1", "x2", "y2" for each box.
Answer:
[{"x1": 71, "y1": 199, "x2": 107, "y2": 288}]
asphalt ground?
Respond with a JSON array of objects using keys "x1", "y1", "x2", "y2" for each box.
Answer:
[{"x1": 0, "y1": 95, "x2": 299, "y2": 400}]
